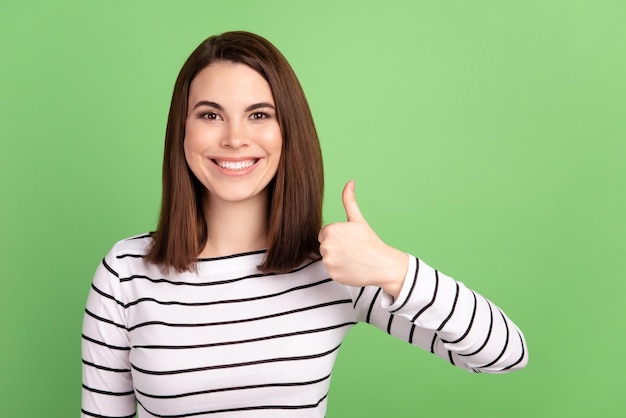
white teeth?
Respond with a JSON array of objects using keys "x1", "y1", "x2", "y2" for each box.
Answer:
[{"x1": 216, "y1": 160, "x2": 256, "y2": 170}]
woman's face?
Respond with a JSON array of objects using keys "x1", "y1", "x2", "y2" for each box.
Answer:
[{"x1": 184, "y1": 61, "x2": 282, "y2": 206}]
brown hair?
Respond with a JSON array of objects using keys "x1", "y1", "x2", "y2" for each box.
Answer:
[{"x1": 146, "y1": 31, "x2": 323, "y2": 274}]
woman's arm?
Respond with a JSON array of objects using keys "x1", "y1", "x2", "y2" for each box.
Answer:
[
  {"x1": 319, "y1": 180, "x2": 528, "y2": 373},
  {"x1": 81, "y1": 254, "x2": 137, "y2": 418},
  {"x1": 352, "y1": 256, "x2": 527, "y2": 373}
]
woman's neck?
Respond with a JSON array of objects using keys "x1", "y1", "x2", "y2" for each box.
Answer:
[{"x1": 199, "y1": 191, "x2": 270, "y2": 258}]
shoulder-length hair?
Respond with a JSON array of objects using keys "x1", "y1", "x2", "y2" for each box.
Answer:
[{"x1": 146, "y1": 31, "x2": 323, "y2": 274}]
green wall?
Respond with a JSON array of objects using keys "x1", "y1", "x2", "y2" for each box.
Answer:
[{"x1": 1, "y1": 1, "x2": 624, "y2": 416}]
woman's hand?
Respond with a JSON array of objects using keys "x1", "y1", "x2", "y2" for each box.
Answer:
[{"x1": 318, "y1": 180, "x2": 408, "y2": 299}]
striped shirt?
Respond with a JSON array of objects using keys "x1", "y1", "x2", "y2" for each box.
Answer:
[{"x1": 81, "y1": 234, "x2": 527, "y2": 417}]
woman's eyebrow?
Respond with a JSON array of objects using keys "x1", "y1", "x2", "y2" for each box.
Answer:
[
  {"x1": 192, "y1": 100, "x2": 223, "y2": 110},
  {"x1": 245, "y1": 102, "x2": 275, "y2": 112}
]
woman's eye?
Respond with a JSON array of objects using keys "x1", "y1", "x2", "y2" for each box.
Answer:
[
  {"x1": 250, "y1": 112, "x2": 268, "y2": 120},
  {"x1": 200, "y1": 112, "x2": 220, "y2": 120}
]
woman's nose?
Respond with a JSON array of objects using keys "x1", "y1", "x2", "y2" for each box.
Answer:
[{"x1": 220, "y1": 121, "x2": 248, "y2": 149}]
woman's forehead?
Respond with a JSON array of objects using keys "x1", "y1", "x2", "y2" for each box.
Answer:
[{"x1": 188, "y1": 62, "x2": 274, "y2": 107}]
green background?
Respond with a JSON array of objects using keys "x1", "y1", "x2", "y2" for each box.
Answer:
[{"x1": 1, "y1": 1, "x2": 624, "y2": 416}]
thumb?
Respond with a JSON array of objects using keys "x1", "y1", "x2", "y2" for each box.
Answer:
[{"x1": 342, "y1": 179, "x2": 365, "y2": 222}]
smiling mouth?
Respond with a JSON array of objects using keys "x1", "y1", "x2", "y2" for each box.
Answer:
[{"x1": 212, "y1": 159, "x2": 259, "y2": 171}]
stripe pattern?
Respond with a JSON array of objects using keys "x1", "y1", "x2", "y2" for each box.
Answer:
[{"x1": 82, "y1": 235, "x2": 527, "y2": 417}]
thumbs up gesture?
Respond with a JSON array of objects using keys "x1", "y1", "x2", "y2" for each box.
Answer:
[{"x1": 318, "y1": 180, "x2": 408, "y2": 298}]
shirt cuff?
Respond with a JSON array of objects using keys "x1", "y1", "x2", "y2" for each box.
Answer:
[{"x1": 380, "y1": 253, "x2": 416, "y2": 310}]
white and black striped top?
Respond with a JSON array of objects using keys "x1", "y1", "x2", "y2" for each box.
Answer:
[{"x1": 82, "y1": 234, "x2": 527, "y2": 418}]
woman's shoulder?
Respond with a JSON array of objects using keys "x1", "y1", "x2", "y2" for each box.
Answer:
[
  {"x1": 105, "y1": 232, "x2": 154, "y2": 259},
  {"x1": 98, "y1": 232, "x2": 160, "y2": 279}
]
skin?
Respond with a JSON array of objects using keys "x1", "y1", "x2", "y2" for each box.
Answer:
[
  {"x1": 184, "y1": 61, "x2": 408, "y2": 298},
  {"x1": 318, "y1": 180, "x2": 408, "y2": 299}
]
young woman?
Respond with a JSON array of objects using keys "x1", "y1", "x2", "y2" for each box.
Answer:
[{"x1": 82, "y1": 31, "x2": 528, "y2": 418}]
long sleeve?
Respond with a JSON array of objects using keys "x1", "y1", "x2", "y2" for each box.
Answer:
[
  {"x1": 81, "y1": 255, "x2": 137, "y2": 418},
  {"x1": 80, "y1": 234, "x2": 526, "y2": 417},
  {"x1": 351, "y1": 255, "x2": 528, "y2": 373}
]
